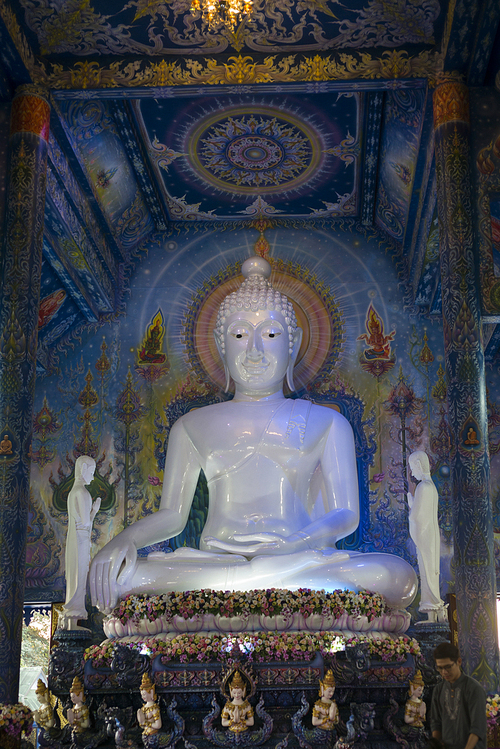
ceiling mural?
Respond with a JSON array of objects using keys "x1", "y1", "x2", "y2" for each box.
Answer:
[
  {"x1": 54, "y1": 99, "x2": 155, "y2": 248},
  {"x1": 18, "y1": 0, "x2": 443, "y2": 57},
  {"x1": 375, "y1": 88, "x2": 427, "y2": 241},
  {"x1": 133, "y1": 92, "x2": 360, "y2": 219},
  {"x1": 0, "y1": 0, "x2": 498, "y2": 369}
]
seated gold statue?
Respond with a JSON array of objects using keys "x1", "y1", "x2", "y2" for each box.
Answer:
[
  {"x1": 67, "y1": 676, "x2": 89, "y2": 733},
  {"x1": 312, "y1": 670, "x2": 339, "y2": 731},
  {"x1": 0, "y1": 434, "x2": 12, "y2": 455},
  {"x1": 137, "y1": 672, "x2": 162, "y2": 736},
  {"x1": 221, "y1": 671, "x2": 254, "y2": 733},
  {"x1": 404, "y1": 670, "x2": 426, "y2": 728}
]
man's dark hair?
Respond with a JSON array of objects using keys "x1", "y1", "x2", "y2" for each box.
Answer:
[{"x1": 433, "y1": 642, "x2": 460, "y2": 662}]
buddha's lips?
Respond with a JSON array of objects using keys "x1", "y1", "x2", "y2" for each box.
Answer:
[{"x1": 242, "y1": 361, "x2": 269, "y2": 373}]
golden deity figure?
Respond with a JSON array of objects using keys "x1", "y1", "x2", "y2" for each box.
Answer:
[
  {"x1": 312, "y1": 670, "x2": 339, "y2": 731},
  {"x1": 67, "y1": 676, "x2": 90, "y2": 733},
  {"x1": 34, "y1": 679, "x2": 54, "y2": 729},
  {"x1": 137, "y1": 672, "x2": 162, "y2": 737},
  {"x1": 221, "y1": 670, "x2": 255, "y2": 734},
  {"x1": 404, "y1": 671, "x2": 426, "y2": 728}
]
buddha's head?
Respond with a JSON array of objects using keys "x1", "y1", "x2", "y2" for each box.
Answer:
[
  {"x1": 70, "y1": 676, "x2": 85, "y2": 705},
  {"x1": 140, "y1": 672, "x2": 156, "y2": 702},
  {"x1": 229, "y1": 670, "x2": 246, "y2": 701},
  {"x1": 36, "y1": 679, "x2": 49, "y2": 704},
  {"x1": 408, "y1": 450, "x2": 430, "y2": 481},
  {"x1": 214, "y1": 256, "x2": 302, "y2": 396},
  {"x1": 319, "y1": 669, "x2": 335, "y2": 699},
  {"x1": 75, "y1": 455, "x2": 96, "y2": 485},
  {"x1": 408, "y1": 670, "x2": 424, "y2": 699}
]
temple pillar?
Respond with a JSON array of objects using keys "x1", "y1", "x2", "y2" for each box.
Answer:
[
  {"x1": 0, "y1": 85, "x2": 50, "y2": 703},
  {"x1": 433, "y1": 79, "x2": 499, "y2": 689}
]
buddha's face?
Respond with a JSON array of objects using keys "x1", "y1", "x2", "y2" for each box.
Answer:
[
  {"x1": 37, "y1": 692, "x2": 48, "y2": 705},
  {"x1": 409, "y1": 458, "x2": 423, "y2": 482},
  {"x1": 230, "y1": 686, "x2": 245, "y2": 701},
  {"x1": 410, "y1": 684, "x2": 423, "y2": 698},
  {"x1": 218, "y1": 308, "x2": 300, "y2": 395},
  {"x1": 70, "y1": 690, "x2": 82, "y2": 705},
  {"x1": 80, "y1": 461, "x2": 96, "y2": 485},
  {"x1": 141, "y1": 687, "x2": 155, "y2": 703},
  {"x1": 323, "y1": 685, "x2": 335, "y2": 700}
]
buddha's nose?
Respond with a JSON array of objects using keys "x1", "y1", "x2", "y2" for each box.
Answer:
[{"x1": 246, "y1": 330, "x2": 264, "y2": 361}]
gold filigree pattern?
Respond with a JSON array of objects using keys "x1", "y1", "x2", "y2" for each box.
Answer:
[
  {"x1": 35, "y1": 50, "x2": 444, "y2": 89},
  {"x1": 433, "y1": 80, "x2": 470, "y2": 129}
]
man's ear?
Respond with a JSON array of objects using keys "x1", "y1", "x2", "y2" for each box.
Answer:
[
  {"x1": 286, "y1": 327, "x2": 303, "y2": 392},
  {"x1": 214, "y1": 329, "x2": 231, "y2": 393}
]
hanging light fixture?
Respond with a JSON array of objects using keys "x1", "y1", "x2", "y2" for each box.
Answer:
[{"x1": 190, "y1": 0, "x2": 253, "y2": 31}]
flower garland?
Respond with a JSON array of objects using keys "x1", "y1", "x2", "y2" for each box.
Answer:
[
  {"x1": 85, "y1": 632, "x2": 420, "y2": 668},
  {"x1": 0, "y1": 703, "x2": 33, "y2": 738},
  {"x1": 110, "y1": 588, "x2": 386, "y2": 626},
  {"x1": 487, "y1": 694, "x2": 500, "y2": 728}
]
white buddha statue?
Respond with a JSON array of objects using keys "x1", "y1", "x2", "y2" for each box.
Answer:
[{"x1": 90, "y1": 256, "x2": 417, "y2": 614}]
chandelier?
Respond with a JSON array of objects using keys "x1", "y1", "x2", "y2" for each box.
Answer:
[{"x1": 190, "y1": 0, "x2": 253, "y2": 31}]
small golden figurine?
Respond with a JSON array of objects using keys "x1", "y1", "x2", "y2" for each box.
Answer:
[
  {"x1": 404, "y1": 670, "x2": 426, "y2": 728},
  {"x1": 221, "y1": 670, "x2": 255, "y2": 734},
  {"x1": 33, "y1": 679, "x2": 54, "y2": 729},
  {"x1": 312, "y1": 670, "x2": 339, "y2": 731},
  {"x1": 67, "y1": 676, "x2": 90, "y2": 732},
  {"x1": 137, "y1": 672, "x2": 162, "y2": 737}
]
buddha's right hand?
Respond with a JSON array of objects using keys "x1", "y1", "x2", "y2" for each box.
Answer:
[{"x1": 89, "y1": 539, "x2": 137, "y2": 614}]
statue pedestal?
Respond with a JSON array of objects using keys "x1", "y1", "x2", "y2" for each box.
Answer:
[
  {"x1": 406, "y1": 621, "x2": 450, "y2": 687},
  {"x1": 49, "y1": 628, "x2": 93, "y2": 694},
  {"x1": 47, "y1": 633, "x2": 430, "y2": 749}
]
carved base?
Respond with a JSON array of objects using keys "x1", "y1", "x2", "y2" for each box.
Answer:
[{"x1": 47, "y1": 635, "x2": 430, "y2": 749}]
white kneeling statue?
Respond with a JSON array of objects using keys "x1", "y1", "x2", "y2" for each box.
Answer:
[{"x1": 90, "y1": 256, "x2": 417, "y2": 615}]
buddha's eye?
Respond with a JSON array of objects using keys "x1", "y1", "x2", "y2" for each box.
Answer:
[
  {"x1": 230, "y1": 326, "x2": 249, "y2": 339},
  {"x1": 262, "y1": 327, "x2": 282, "y2": 339}
]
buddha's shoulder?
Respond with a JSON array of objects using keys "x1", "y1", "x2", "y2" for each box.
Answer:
[
  {"x1": 174, "y1": 400, "x2": 233, "y2": 427},
  {"x1": 308, "y1": 401, "x2": 351, "y2": 427}
]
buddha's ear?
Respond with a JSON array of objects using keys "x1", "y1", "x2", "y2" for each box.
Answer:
[
  {"x1": 214, "y1": 329, "x2": 231, "y2": 393},
  {"x1": 286, "y1": 327, "x2": 303, "y2": 392}
]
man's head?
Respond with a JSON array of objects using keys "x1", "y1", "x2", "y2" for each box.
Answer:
[
  {"x1": 214, "y1": 256, "x2": 302, "y2": 395},
  {"x1": 433, "y1": 642, "x2": 462, "y2": 683}
]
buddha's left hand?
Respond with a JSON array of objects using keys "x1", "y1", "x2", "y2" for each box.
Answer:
[{"x1": 205, "y1": 532, "x2": 308, "y2": 555}]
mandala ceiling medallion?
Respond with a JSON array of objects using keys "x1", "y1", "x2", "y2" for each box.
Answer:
[{"x1": 187, "y1": 106, "x2": 322, "y2": 196}]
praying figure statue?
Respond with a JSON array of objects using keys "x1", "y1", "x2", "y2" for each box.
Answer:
[
  {"x1": 312, "y1": 670, "x2": 339, "y2": 731},
  {"x1": 137, "y1": 673, "x2": 162, "y2": 737},
  {"x1": 67, "y1": 676, "x2": 90, "y2": 733},
  {"x1": 408, "y1": 451, "x2": 447, "y2": 623},
  {"x1": 404, "y1": 670, "x2": 426, "y2": 728},
  {"x1": 90, "y1": 256, "x2": 417, "y2": 615},
  {"x1": 221, "y1": 670, "x2": 254, "y2": 733},
  {"x1": 60, "y1": 456, "x2": 101, "y2": 630},
  {"x1": 33, "y1": 680, "x2": 54, "y2": 730}
]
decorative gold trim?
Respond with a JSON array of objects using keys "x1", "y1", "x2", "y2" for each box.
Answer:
[{"x1": 34, "y1": 50, "x2": 444, "y2": 90}]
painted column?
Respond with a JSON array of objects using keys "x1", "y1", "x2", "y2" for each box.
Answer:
[
  {"x1": 0, "y1": 85, "x2": 50, "y2": 703},
  {"x1": 433, "y1": 79, "x2": 499, "y2": 689}
]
